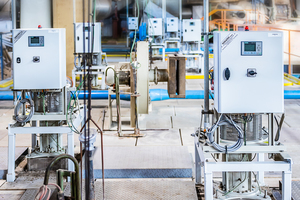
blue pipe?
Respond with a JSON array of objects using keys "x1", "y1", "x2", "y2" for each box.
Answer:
[
  {"x1": 1, "y1": 90, "x2": 300, "y2": 101},
  {"x1": 76, "y1": 91, "x2": 131, "y2": 101},
  {"x1": 159, "y1": 48, "x2": 180, "y2": 53},
  {"x1": 0, "y1": 91, "x2": 131, "y2": 101},
  {"x1": 149, "y1": 89, "x2": 214, "y2": 101}
]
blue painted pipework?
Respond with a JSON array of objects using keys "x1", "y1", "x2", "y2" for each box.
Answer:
[
  {"x1": 158, "y1": 48, "x2": 180, "y2": 53},
  {"x1": 1, "y1": 90, "x2": 300, "y2": 101}
]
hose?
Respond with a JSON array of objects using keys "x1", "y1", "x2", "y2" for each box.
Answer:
[
  {"x1": 275, "y1": 113, "x2": 285, "y2": 142},
  {"x1": 207, "y1": 114, "x2": 244, "y2": 153},
  {"x1": 14, "y1": 98, "x2": 34, "y2": 123}
]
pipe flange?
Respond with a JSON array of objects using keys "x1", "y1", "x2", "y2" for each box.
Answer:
[{"x1": 79, "y1": 128, "x2": 97, "y2": 151}]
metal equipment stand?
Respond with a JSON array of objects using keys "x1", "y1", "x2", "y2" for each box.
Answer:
[
  {"x1": 194, "y1": 135, "x2": 292, "y2": 199},
  {"x1": 7, "y1": 108, "x2": 85, "y2": 182}
]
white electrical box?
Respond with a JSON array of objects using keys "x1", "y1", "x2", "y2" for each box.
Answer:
[
  {"x1": 74, "y1": 23, "x2": 101, "y2": 53},
  {"x1": 13, "y1": 28, "x2": 66, "y2": 90},
  {"x1": 214, "y1": 31, "x2": 284, "y2": 113},
  {"x1": 166, "y1": 18, "x2": 178, "y2": 32},
  {"x1": 182, "y1": 19, "x2": 201, "y2": 42},
  {"x1": 128, "y1": 17, "x2": 138, "y2": 30},
  {"x1": 148, "y1": 18, "x2": 162, "y2": 36}
]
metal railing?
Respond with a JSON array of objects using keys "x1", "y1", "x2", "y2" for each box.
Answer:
[{"x1": 205, "y1": 9, "x2": 300, "y2": 74}]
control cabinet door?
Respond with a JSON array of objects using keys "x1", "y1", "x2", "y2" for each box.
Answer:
[{"x1": 214, "y1": 31, "x2": 284, "y2": 113}]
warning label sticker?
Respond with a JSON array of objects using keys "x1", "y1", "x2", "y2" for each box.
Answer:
[{"x1": 221, "y1": 33, "x2": 238, "y2": 51}]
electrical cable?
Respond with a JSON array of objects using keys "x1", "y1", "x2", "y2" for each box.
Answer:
[
  {"x1": 14, "y1": 98, "x2": 34, "y2": 123},
  {"x1": 206, "y1": 114, "x2": 244, "y2": 153},
  {"x1": 130, "y1": 0, "x2": 140, "y2": 65},
  {"x1": 275, "y1": 113, "x2": 285, "y2": 142}
]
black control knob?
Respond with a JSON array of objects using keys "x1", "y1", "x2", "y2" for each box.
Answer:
[
  {"x1": 33, "y1": 56, "x2": 40, "y2": 63},
  {"x1": 248, "y1": 70, "x2": 257, "y2": 76},
  {"x1": 224, "y1": 68, "x2": 230, "y2": 80}
]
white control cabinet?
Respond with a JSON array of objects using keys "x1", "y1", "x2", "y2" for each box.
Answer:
[
  {"x1": 166, "y1": 18, "x2": 178, "y2": 32},
  {"x1": 214, "y1": 31, "x2": 284, "y2": 113},
  {"x1": 128, "y1": 17, "x2": 138, "y2": 30},
  {"x1": 182, "y1": 19, "x2": 201, "y2": 42},
  {"x1": 74, "y1": 23, "x2": 101, "y2": 53},
  {"x1": 148, "y1": 18, "x2": 162, "y2": 36},
  {"x1": 13, "y1": 28, "x2": 66, "y2": 90}
]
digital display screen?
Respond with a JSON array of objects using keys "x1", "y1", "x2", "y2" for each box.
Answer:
[
  {"x1": 28, "y1": 36, "x2": 44, "y2": 47},
  {"x1": 171, "y1": 19, "x2": 174, "y2": 22},
  {"x1": 241, "y1": 41, "x2": 262, "y2": 56},
  {"x1": 85, "y1": 27, "x2": 90, "y2": 31},
  {"x1": 244, "y1": 42, "x2": 256, "y2": 51},
  {"x1": 30, "y1": 37, "x2": 39, "y2": 44},
  {"x1": 132, "y1": 19, "x2": 135, "y2": 21},
  {"x1": 190, "y1": 22, "x2": 195, "y2": 26},
  {"x1": 153, "y1": 20, "x2": 157, "y2": 23}
]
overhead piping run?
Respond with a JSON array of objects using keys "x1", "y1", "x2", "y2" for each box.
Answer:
[{"x1": 203, "y1": 0, "x2": 210, "y2": 128}]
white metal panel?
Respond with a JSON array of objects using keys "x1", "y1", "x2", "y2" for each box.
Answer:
[
  {"x1": 0, "y1": 21, "x2": 12, "y2": 33},
  {"x1": 148, "y1": 18, "x2": 162, "y2": 36},
  {"x1": 74, "y1": 23, "x2": 101, "y2": 53},
  {"x1": 214, "y1": 31, "x2": 284, "y2": 113},
  {"x1": 13, "y1": 28, "x2": 66, "y2": 90},
  {"x1": 137, "y1": 41, "x2": 149, "y2": 114},
  {"x1": 182, "y1": 19, "x2": 201, "y2": 42},
  {"x1": 166, "y1": 18, "x2": 178, "y2": 32},
  {"x1": 20, "y1": 0, "x2": 52, "y2": 28},
  {"x1": 128, "y1": 17, "x2": 138, "y2": 30}
]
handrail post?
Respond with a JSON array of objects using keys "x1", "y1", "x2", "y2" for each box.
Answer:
[{"x1": 289, "y1": 30, "x2": 291, "y2": 74}]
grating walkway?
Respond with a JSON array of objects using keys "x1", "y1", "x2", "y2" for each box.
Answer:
[{"x1": 65, "y1": 179, "x2": 198, "y2": 200}]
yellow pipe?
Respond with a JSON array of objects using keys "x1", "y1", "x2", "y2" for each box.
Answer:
[
  {"x1": 0, "y1": 79, "x2": 13, "y2": 88},
  {"x1": 103, "y1": 54, "x2": 128, "y2": 57},
  {"x1": 284, "y1": 73, "x2": 300, "y2": 85},
  {"x1": 186, "y1": 75, "x2": 204, "y2": 79},
  {"x1": 284, "y1": 82, "x2": 293, "y2": 86}
]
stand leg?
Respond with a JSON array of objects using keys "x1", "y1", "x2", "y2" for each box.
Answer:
[
  {"x1": 257, "y1": 153, "x2": 265, "y2": 186},
  {"x1": 195, "y1": 144, "x2": 202, "y2": 184},
  {"x1": 7, "y1": 128, "x2": 15, "y2": 182},
  {"x1": 67, "y1": 132, "x2": 75, "y2": 172},
  {"x1": 204, "y1": 171, "x2": 213, "y2": 200},
  {"x1": 282, "y1": 170, "x2": 292, "y2": 200}
]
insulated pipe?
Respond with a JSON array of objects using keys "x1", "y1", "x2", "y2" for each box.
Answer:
[{"x1": 1, "y1": 90, "x2": 300, "y2": 101}]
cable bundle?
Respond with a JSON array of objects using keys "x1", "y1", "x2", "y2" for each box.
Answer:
[
  {"x1": 36, "y1": 183, "x2": 62, "y2": 200},
  {"x1": 14, "y1": 98, "x2": 34, "y2": 123},
  {"x1": 207, "y1": 114, "x2": 244, "y2": 153}
]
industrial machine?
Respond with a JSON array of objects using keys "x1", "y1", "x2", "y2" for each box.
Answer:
[
  {"x1": 195, "y1": 31, "x2": 292, "y2": 199},
  {"x1": 164, "y1": 17, "x2": 181, "y2": 55},
  {"x1": 105, "y1": 41, "x2": 185, "y2": 136},
  {"x1": 182, "y1": 19, "x2": 203, "y2": 73},
  {"x1": 148, "y1": 18, "x2": 165, "y2": 61},
  {"x1": 7, "y1": 28, "x2": 84, "y2": 182},
  {"x1": 72, "y1": 22, "x2": 107, "y2": 89}
]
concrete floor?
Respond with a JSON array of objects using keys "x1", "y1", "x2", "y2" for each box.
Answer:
[{"x1": 0, "y1": 72, "x2": 300, "y2": 198}]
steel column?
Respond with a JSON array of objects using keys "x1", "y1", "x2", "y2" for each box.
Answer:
[
  {"x1": 203, "y1": 0, "x2": 210, "y2": 128},
  {"x1": 0, "y1": 34, "x2": 3, "y2": 80}
]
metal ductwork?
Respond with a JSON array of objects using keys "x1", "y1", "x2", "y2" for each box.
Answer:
[{"x1": 96, "y1": 0, "x2": 113, "y2": 20}]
